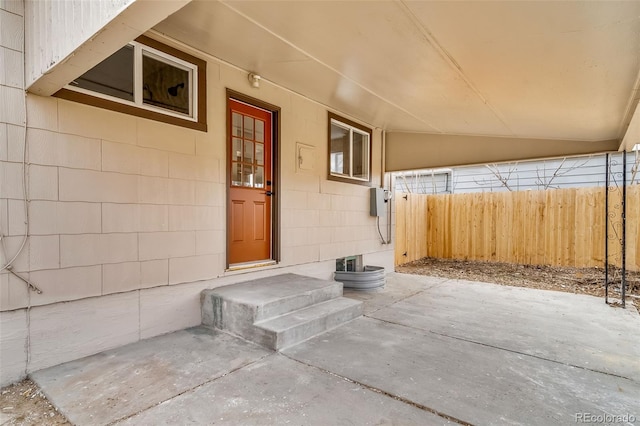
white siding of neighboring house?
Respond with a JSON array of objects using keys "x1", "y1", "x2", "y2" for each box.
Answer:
[
  {"x1": 394, "y1": 170, "x2": 451, "y2": 194},
  {"x1": 394, "y1": 153, "x2": 637, "y2": 195},
  {"x1": 0, "y1": 3, "x2": 394, "y2": 385},
  {"x1": 454, "y1": 155, "x2": 605, "y2": 193}
]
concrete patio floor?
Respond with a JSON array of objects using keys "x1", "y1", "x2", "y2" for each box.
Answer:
[{"x1": 31, "y1": 273, "x2": 640, "y2": 425}]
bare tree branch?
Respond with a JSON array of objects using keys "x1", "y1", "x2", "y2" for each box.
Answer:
[
  {"x1": 631, "y1": 150, "x2": 639, "y2": 185},
  {"x1": 431, "y1": 170, "x2": 437, "y2": 194},
  {"x1": 535, "y1": 157, "x2": 589, "y2": 190},
  {"x1": 489, "y1": 163, "x2": 516, "y2": 191},
  {"x1": 400, "y1": 173, "x2": 412, "y2": 193},
  {"x1": 474, "y1": 163, "x2": 517, "y2": 191}
]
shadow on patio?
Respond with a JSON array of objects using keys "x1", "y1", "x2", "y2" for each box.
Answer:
[{"x1": 31, "y1": 273, "x2": 640, "y2": 425}]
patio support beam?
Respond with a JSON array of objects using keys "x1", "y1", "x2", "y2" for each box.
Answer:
[
  {"x1": 385, "y1": 132, "x2": 619, "y2": 171},
  {"x1": 621, "y1": 100, "x2": 640, "y2": 152}
]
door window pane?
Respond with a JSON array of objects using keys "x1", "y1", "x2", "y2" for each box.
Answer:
[
  {"x1": 255, "y1": 120, "x2": 264, "y2": 142},
  {"x1": 232, "y1": 138, "x2": 243, "y2": 162},
  {"x1": 256, "y1": 143, "x2": 264, "y2": 166},
  {"x1": 243, "y1": 165, "x2": 253, "y2": 187},
  {"x1": 231, "y1": 163, "x2": 242, "y2": 186},
  {"x1": 142, "y1": 52, "x2": 190, "y2": 115},
  {"x1": 243, "y1": 117, "x2": 254, "y2": 140},
  {"x1": 244, "y1": 140, "x2": 254, "y2": 165},
  {"x1": 255, "y1": 166, "x2": 264, "y2": 188},
  {"x1": 232, "y1": 113, "x2": 243, "y2": 137}
]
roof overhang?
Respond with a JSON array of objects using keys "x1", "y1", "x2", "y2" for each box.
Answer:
[
  {"x1": 25, "y1": 0, "x2": 190, "y2": 96},
  {"x1": 385, "y1": 133, "x2": 619, "y2": 172},
  {"x1": 621, "y1": 101, "x2": 640, "y2": 152},
  {"x1": 27, "y1": 0, "x2": 640, "y2": 168},
  {"x1": 153, "y1": 0, "x2": 640, "y2": 167}
]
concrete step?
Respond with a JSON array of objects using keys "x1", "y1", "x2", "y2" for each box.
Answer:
[
  {"x1": 202, "y1": 274, "x2": 343, "y2": 326},
  {"x1": 201, "y1": 273, "x2": 363, "y2": 350},
  {"x1": 255, "y1": 297, "x2": 363, "y2": 350}
]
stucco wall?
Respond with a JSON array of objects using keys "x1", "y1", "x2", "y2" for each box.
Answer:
[{"x1": 0, "y1": 30, "x2": 393, "y2": 385}]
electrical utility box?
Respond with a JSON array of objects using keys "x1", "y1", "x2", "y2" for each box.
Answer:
[{"x1": 370, "y1": 187, "x2": 386, "y2": 217}]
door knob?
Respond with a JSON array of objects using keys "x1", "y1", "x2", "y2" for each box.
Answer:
[{"x1": 264, "y1": 191, "x2": 273, "y2": 196}]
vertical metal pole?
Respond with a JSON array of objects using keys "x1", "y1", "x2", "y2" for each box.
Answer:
[
  {"x1": 622, "y1": 151, "x2": 627, "y2": 308},
  {"x1": 605, "y1": 153, "x2": 609, "y2": 304}
]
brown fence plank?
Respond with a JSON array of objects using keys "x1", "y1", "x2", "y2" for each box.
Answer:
[{"x1": 395, "y1": 187, "x2": 638, "y2": 271}]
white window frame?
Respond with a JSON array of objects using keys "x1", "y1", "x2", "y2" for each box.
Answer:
[
  {"x1": 329, "y1": 117, "x2": 371, "y2": 183},
  {"x1": 394, "y1": 168, "x2": 453, "y2": 194},
  {"x1": 66, "y1": 41, "x2": 198, "y2": 123}
]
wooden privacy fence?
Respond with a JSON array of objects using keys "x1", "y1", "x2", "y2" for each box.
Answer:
[{"x1": 395, "y1": 186, "x2": 640, "y2": 271}]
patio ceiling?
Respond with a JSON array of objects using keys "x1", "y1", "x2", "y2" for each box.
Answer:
[{"x1": 152, "y1": 1, "x2": 640, "y2": 168}]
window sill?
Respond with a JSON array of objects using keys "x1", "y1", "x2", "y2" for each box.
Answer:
[
  {"x1": 328, "y1": 174, "x2": 372, "y2": 186},
  {"x1": 55, "y1": 88, "x2": 208, "y2": 132}
]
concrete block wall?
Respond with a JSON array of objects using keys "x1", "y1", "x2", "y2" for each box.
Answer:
[
  {"x1": 0, "y1": 25, "x2": 393, "y2": 386},
  {"x1": 0, "y1": 96, "x2": 227, "y2": 310},
  {"x1": 0, "y1": 0, "x2": 27, "y2": 385}
]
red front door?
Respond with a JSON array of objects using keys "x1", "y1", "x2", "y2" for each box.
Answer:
[{"x1": 228, "y1": 99, "x2": 272, "y2": 265}]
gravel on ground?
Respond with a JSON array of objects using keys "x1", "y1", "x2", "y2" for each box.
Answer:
[
  {"x1": 0, "y1": 379, "x2": 69, "y2": 426},
  {"x1": 397, "y1": 257, "x2": 640, "y2": 309}
]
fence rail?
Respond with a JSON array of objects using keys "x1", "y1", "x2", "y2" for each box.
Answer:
[{"x1": 395, "y1": 186, "x2": 640, "y2": 271}]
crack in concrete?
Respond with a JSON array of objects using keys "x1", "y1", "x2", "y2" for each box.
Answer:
[
  {"x1": 366, "y1": 315, "x2": 638, "y2": 384},
  {"x1": 358, "y1": 277, "x2": 451, "y2": 315},
  {"x1": 282, "y1": 353, "x2": 473, "y2": 426},
  {"x1": 106, "y1": 351, "x2": 275, "y2": 425}
]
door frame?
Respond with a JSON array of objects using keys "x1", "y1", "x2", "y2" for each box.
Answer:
[{"x1": 225, "y1": 89, "x2": 281, "y2": 268}]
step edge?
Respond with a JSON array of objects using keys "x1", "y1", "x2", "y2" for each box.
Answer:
[
  {"x1": 254, "y1": 298, "x2": 363, "y2": 331},
  {"x1": 203, "y1": 282, "x2": 343, "y2": 308},
  {"x1": 201, "y1": 277, "x2": 342, "y2": 301},
  {"x1": 254, "y1": 285, "x2": 345, "y2": 320},
  {"x1": 274, "y1": 309, "x2": 363, "y2": 350}
]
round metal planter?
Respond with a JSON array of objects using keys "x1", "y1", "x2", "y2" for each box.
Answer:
[{"x1": 334, "y1": 265, "x2": 385, "y2": 290}]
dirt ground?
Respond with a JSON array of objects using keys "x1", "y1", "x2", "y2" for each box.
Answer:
[
  {"x1": 2, "y1": 258, "x2": 638, "y2": 424},
  {"x1": 397, "y1": 257, "x2": 640, "y2": 307},
  {"x1": 0, "y1": 379, "x2": 69, "y2": 425}
]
